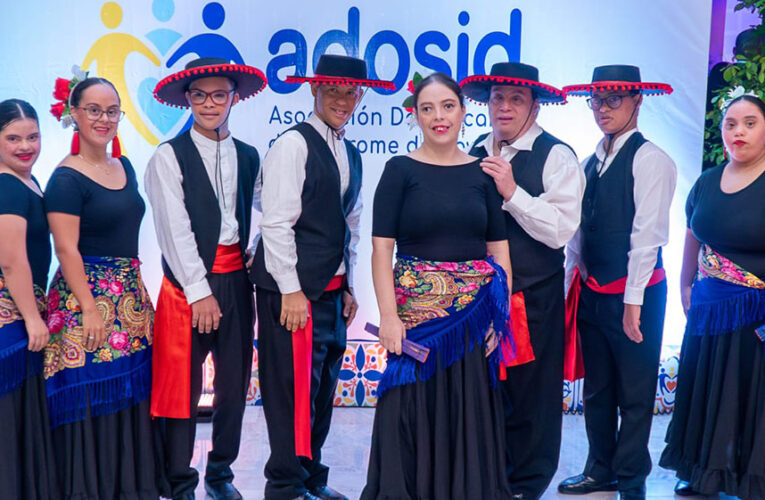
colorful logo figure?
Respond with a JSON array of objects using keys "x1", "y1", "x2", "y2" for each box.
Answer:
[
  {"x1": 80, "y1": 1, "x2": 246, "y2": 144},
  {"x1": 82, "y1": 2, "x2": 162, "y2": 145}
]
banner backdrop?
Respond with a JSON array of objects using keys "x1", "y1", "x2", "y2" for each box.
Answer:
[{"x1": 1, "y1": 0, "x2": 711, "y2": 346}]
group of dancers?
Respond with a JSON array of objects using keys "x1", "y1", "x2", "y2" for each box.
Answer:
[{"x1": 1, "y1": 51, "x2": 764, "y2": 500}]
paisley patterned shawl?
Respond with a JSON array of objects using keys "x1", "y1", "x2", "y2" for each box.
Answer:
[
  {"x1": 686, "y1": 244, "x2": 765, "y2": 339},
  {"x1": 44, "y1": 256, "x2": 154, "y2": 427},
  {"x1": 377, "y1": 254, "x2": 512, "y2": 398},
  {"x1": 0, "y1": 278, "x2": 47, "y2": 397}
]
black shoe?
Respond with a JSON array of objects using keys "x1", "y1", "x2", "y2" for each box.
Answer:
[
  {"x1": 174, "y1": 495, "x2": 195, "y2": 500},
  {"x1": 558, "y1": 474, "x2": 619, "y2": 495},
  {"x1": 674, "y1": 480, "x2": 697, "y2": 496},
  {"x1": 310, "y1": 485, "x2": 349, "y2": 500},
  {"x1": 619, "y1": 486, "x2": 646, "y2": 500},
  {"x1": 288, "y1": 493, "x2": 321, "y2": 500},
  {"x1": 511, "y1": 494, "x2": 526, "y2": 500},
  {"x1": 205, "y1": 480, "x2": 243, "y2": 500}
]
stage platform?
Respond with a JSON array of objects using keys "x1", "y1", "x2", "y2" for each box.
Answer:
[{"x1": 184, "y1": 408, "x2": 713, "y2": 499}]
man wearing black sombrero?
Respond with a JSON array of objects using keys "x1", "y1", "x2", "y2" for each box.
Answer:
[
  {"x1": 145, "y1": 57, "x2": 266, "y2": 500},
  {"x1": 558, "y1": 65, "x2": 676, "y2": 500},
  {"x1": 460, "y1": 62, "x2": 585, "y2": 500},
  {"x1": 251, "y1": 54, "x2": 394, "y2": 500}
]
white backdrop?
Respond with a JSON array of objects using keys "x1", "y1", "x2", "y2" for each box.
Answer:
[{"x1": 0, "y1": 0, "x2": 712, "y2": 347}]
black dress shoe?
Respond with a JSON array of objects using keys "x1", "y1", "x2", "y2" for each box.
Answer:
[
  {"x1": 310, "y1": 485, "x2": 349, "y2": 500},
  {"x1": 173, "y1": 494, "x2": 195, "y2": 500},
  {"x1": 619, "y1": 487, "x2": 646, "y2": 500},
  {"x1": 511, "y1": 494, "x2": 526, "y2": 500},
  {"x1": 288, "y1": 493, "x2": 321, "y2": 500},
  {"x1": 674, "y1": 480, "x2": 697, "y2": 496},
  {"x1": 205, "y1": 480, "x2": 243, "y2": 500},
  {"x1": 558, "y1": 474, "x2": 619, "y2": 495}
]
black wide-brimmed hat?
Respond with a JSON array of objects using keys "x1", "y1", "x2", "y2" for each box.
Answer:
[
  {"x1": 285, "y1": 54, "x2": 396, "y2": 90},
  {"x1": 459, "y1": 62, "x2": 566, "y2": 105},
  {"x1": 563, "y1": 65, "x2": 672, "y2": 97},
  {"x1": 154, "y1": 57, "x2": 267, "y2": 108}
]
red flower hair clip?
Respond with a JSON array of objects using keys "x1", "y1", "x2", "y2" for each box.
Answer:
[{"x1": 50, "y1": 65, "x2": 88, "y2": 128}]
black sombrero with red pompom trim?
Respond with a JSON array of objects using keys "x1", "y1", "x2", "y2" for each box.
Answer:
[
  {"x1": 154, "y1": 57, "x2": 267, "y2": 108},
  {"x1": 460, "y1": 62, "x2": 566, "y2": 105},
  {"x1": 285, "y1": 54, "x2": 396, "y2": 90},
  {"x1": 563, "y1": 65, "x2": 672, "y2": 97}
]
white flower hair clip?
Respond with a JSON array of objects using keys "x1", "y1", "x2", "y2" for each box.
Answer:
[{"x1": 720, "y1": 85, "x2": 760, "y2": 109}]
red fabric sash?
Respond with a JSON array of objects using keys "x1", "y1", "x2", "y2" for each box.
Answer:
[
  {"x1": 563, "y1": 267, "x2": 666, "y2": 382},
  {"x1": 499, "y1": 291, "x2": 536, "y2": 380},
  {"x1": 151, "y1": 244, "x2": 245, "y2": 419},
  {"x1": 211, "y1": 243, "x2": 244, "y2": 273},
  {"x1": 293, "y1": 275, "x2": 345, "y2": 459}
]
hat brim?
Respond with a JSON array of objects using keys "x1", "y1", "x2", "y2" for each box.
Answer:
[
  {"x1": 154, "y1": 64, "x2": 267, "y2": 108},
  {"x1": 285, "y1": 75, "x2": 396, "y2": 90},
  {"x1": 562, "y1": 81, "x2": 673, "y2": 97},
  {"x1": 459, "y1": 75, "x2": 567, "y2": 105}
]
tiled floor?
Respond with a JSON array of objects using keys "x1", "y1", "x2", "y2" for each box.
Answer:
[{"x1": 186, "y1": 408, "x2": 705, "y2": 500}]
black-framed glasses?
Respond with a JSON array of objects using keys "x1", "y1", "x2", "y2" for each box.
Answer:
[
  {"x1": 76, "y1": 105, "x2": 125, "y2": 122},
  {"x1": 586, "y1": 94, "x2": 632, "y2": 110},
  {"x1": 187, "y1": 89, "x2": 235, "y2": 105}
]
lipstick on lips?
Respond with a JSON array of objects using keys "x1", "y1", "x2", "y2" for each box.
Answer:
[
  {"x1": 733, "y1": 140, "x2": 747, "y2": 146},
  {"x1": 16, "y1": 153, "x2": 34, "y2": 161}
]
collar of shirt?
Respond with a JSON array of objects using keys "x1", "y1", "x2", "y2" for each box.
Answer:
[
  {"x1": 594, "y1": 127, "x2": 638, "y2": 162},
  {"x1": 477, "y1": 122, "x2": 543, "y2": 158},
  {"x1": 307, "y1": 113, "x2": 346, "y2": 146},
  {"x1": 189, "y1": 125, "x2": 235, "y2": 158}
]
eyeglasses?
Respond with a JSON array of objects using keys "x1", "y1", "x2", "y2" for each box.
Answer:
[
  {"x1": 187, "y1": 89, "x2": 235, "y2": 105},
  {"x1": 76, "y1": 105, "x2": 125, "y2": 122},
  {"x1": 586, "y1": 94, "x2": 633, "y2": 110}
]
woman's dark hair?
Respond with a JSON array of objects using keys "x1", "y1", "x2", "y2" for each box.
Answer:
[
  {"x1": 723, "y1": 94, "x2": 765, "y2": 121},
  {"x1": 69, "y1": 77, "x2": 120, "y2": 107},
  {"x1": 0, "y1": 99, "x2": 39, "y2": 131},
  {"x1": 412, "y1": 72, "x2": 465, "y2": 110}
]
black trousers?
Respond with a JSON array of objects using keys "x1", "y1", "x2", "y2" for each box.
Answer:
[
  {"x1": 159, "y1": 270, "x2": 255, "y2": 498},
  {"x1": 579, "y1": 279, "x2": 667, "y2": 492},
  {"x1": 501, "y1": 270, "x2": 565, "y2": 499},
  {"x1": 257, "y1": 286, "x2": 347, "y2": 500}
]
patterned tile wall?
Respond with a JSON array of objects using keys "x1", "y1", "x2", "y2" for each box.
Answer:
[{"x1": 202, "y1": 341, "x2": 680, "y2": 414}]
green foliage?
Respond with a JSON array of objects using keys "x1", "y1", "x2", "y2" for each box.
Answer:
[{"x1": 705, "y1": 2, "x2": 765, "y2": 165}]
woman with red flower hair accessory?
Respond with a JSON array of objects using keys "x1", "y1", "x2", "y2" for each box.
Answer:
[
  {"x1": 0, "y1": 99, "x2": 59, "y2": 499},
  {"x1": 44, "y1": 75, "x2": 157, "y2": 499}
]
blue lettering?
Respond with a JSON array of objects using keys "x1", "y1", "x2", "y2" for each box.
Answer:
[
  {"x1": 414, "y1": 31, "x2": 451, "y2": 76},
  {"x1": 364, "y1": 30, "x2": 409, "y2": 95},
  {"x1": 313, "y1": 7, "x2": 360, "y2": 66},
  {"x1": 267, "y1": 29, "x2": 307, "y2": 94},
  {"x1": 391, "y1": 106, "x2": 404, "y2": 126},
  {"x1": 473, "y1": 9, "x2": 521, "y2": 74},
  {"x1": 269, "y1": 105, "x2": 282, "y2": 124},
  {"x1": 456, "y1": 11, "x2": 470, "y2": 83}
]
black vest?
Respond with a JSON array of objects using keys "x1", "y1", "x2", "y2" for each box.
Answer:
[
  {"x1": 470, "y1": 131, "x2": 574, "y2": 293},
  {"x1": 161, "y1": 130, "x2": 259, "y2": 290},
  {"x1": 580, "y1": 132, "x2": 662, "y2": 285},
  {"x1": 252, "y1": 122, "x2": 362, "y2": 301}
]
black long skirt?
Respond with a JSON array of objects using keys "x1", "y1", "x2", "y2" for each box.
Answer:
[
  {"x1": 361, "y1": 339, "x2": 512, "y2": 500},
  {"x1": 660, "y1": 325, "x2": 765, "y2": 499},
  {"x1": 52, "y1": 397, "x2": 159, "y2": 500},
  {"x1": 0, "y1": 370, "x2": 59, "y2": 500}
]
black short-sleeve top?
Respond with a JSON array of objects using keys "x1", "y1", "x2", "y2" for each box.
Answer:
[
  {"x1": 372, "y1": 155, "x2": 507, "y2": 262},
  {"x1": 0, "y1": 174, "x2": 51, "y2": 289},
  {"x1": 686, "y1": 164, "x2": 765, "y2": 278},
  {"x1": 44, "y1": 157, "x2": 145, "y2": 258}
]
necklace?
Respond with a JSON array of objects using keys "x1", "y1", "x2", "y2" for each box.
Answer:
[{"x1": 77, "y1": 154, "x2": 113, "y2": 174}]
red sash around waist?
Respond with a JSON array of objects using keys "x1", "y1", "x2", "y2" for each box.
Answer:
[
  {"x1": 293, "y1": 274, "x2": 345, "y2": 459},
  {"x1": 498, "y1": 291, "x2": 536, "y2": 381},
  {"x1": 563, "y1": 267, "x2": 666, "y2": 382},
  {"x1": 151, "y1": 244, "x2": 245, "y2": 419}
]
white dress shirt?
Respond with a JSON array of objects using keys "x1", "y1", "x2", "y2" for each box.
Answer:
[
  {"x1": 477, "y1": 123, "x2": 585, "y2": 249},
  {"x1": 145, "y1": 126, "x2": 241, "y2": 304},
  {"x1": 565, "y1": 128, "x2": 677, "y2": 305},
  {"x1": 256, "y1": 113, "x2": 363, "y2": 295}
]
